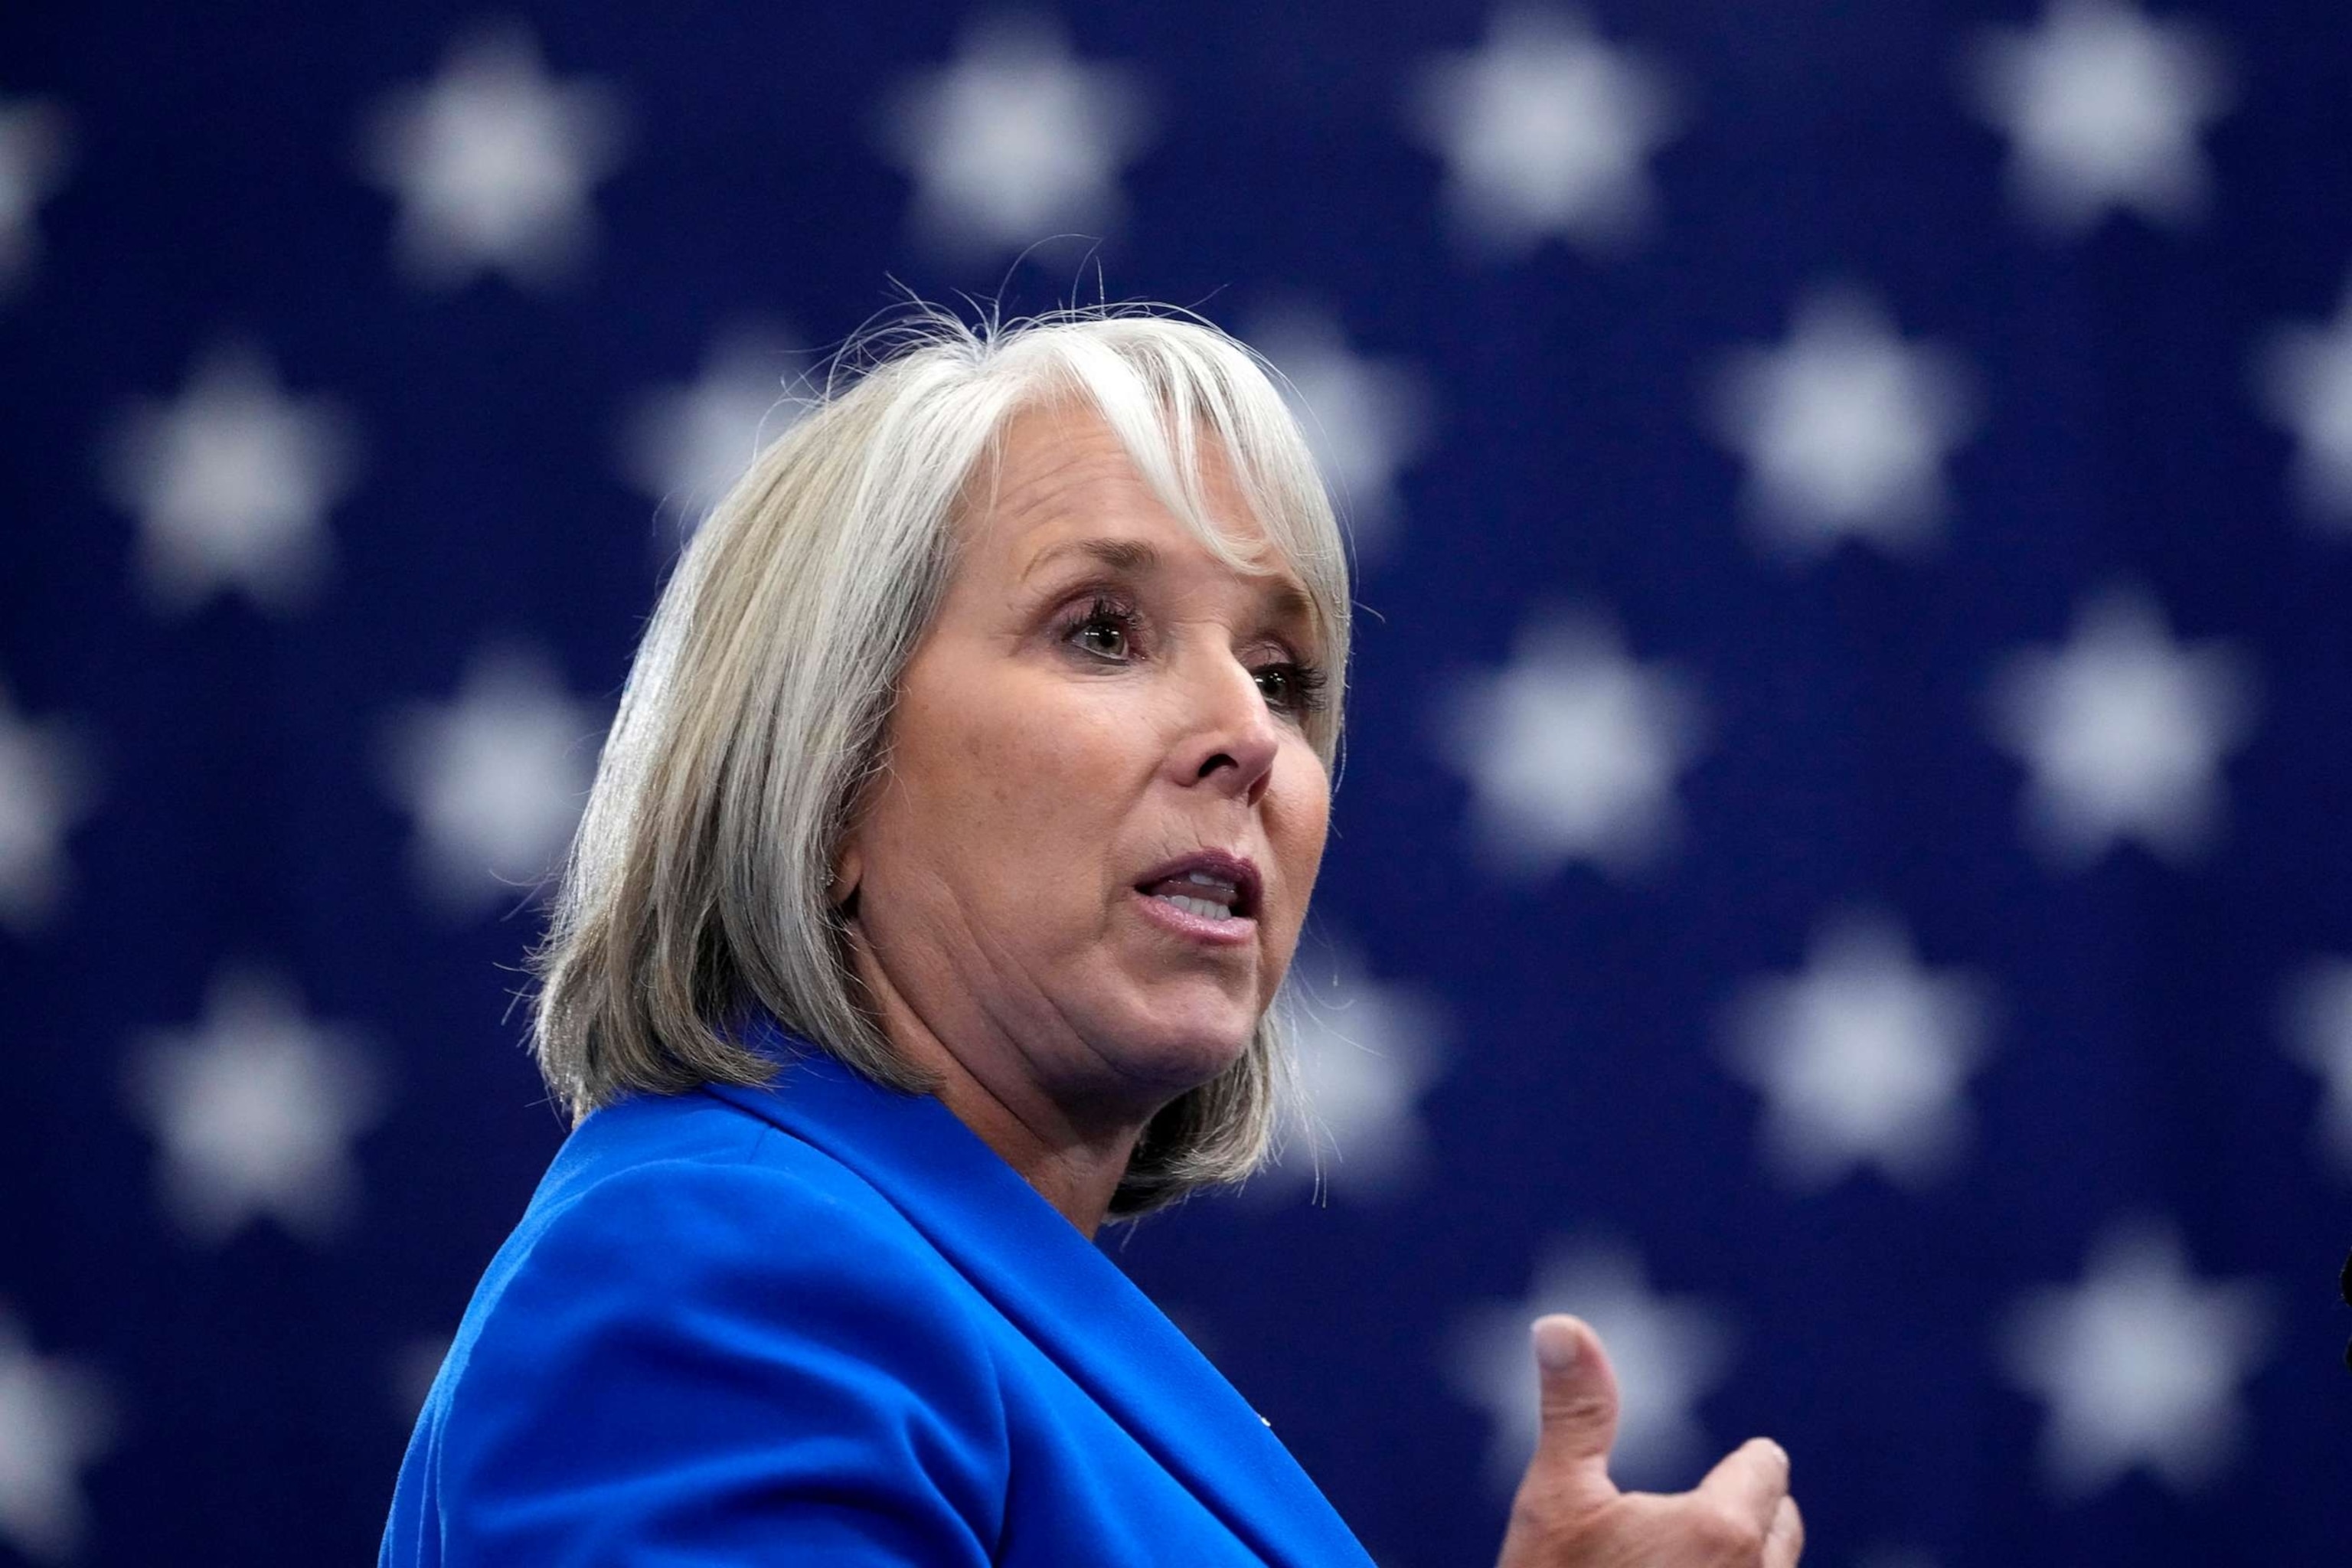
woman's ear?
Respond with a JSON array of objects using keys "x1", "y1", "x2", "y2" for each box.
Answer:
[{"x1": 829, "y1": 840, "x2": 863, "y2": 916}]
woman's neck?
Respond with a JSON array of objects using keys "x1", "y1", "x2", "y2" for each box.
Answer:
[{"x1": 844, "y1": 937, "x2": 1149, "y2": 1239}]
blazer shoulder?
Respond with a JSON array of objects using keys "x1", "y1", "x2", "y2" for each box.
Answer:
[
  {"x1": 507, "y1": 1086, "x2": 975, "y2": 1312},
  {"x1": 407, "y1": 1089, "x2": 1013, "y2": 1563}
]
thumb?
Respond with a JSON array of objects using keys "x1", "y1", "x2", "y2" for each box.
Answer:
[{"x1": 1521, "y1": 1315, "x2": 1621, "y2": 1508}]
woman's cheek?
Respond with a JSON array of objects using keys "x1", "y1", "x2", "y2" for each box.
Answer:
[
  {"x1": 1281, "y1": 746, "x2": 1333, "y2": 851},
  {"x1": 981, "y1": 701, "x2": 1125, "y2": 845},
  {"x1": 1052, "y1": 684, "x2": 1158, "y2": 774}
]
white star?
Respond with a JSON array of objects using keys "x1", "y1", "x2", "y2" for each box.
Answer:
[
  {"x1": 1449, "y1": 1242, "x2": 1735, "y2": 1491},
  {"x1": 381, "y1": 644, "x2": 606, "y2": 915},
  {"x1": 1437, "y1": 612, "x2": 1706, "y2": 879},
  {"x1": 2282, "y1": 958, "x2": 2352, "y2": 1171},
  {"x1": 1999, "y1": 1219, "x2": 2271, "y2": 1498},
  {"x1": 124, "y1": 969, "x2": 387, "y2": 1244},
  {"x1": 874, "y1": 14, "x2": 1152, "y2": 260},
  {"x1": 0, "y1": 98, "x2": 71, "y2": 298},
  {"x1": 1964, "y1": 0, "x2": 2232, "y2": 236},
  {"x1": 619, "y1": 325, "x2": 808, "y2": 542},
  {"x1": 1704, "y1": 288, "x2": 1978, "y2": 560},
  {"x1": 1256, "y1": 937, "x2": 1449, "y2": 1202},
  {"x1": 361, "y1": 21, "x2": 627, "y2": 288},
  {"x1": 1722, "y1": 910, "x2": 1996, "y2": 1191},
  {"x1": 2252, "y1": 283, "x2": 2352, "y2": 528},
  {"x1": 0, "y1": 1308, "x2": 113, "y2": 1563},
  {"x1": 1406, "y1": 5, "x2": 1681, "y2": 259},
  {"x1": 1987, "y1": 585, "x2": 2257, "y2": 868},
  {"x1": 1247, "y1": 305, "x2": 1434, "y2": 564},
  {"x1": 101, "y1": 342, "x2": 361, "y2": 615},
  {"x1": 0, "y1": 684, "x2": 94, "y2": 936}
]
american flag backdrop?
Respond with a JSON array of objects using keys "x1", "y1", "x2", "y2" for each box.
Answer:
[{"x1": 4, "y1": 2, "x2": 2350, "y2": 1563}]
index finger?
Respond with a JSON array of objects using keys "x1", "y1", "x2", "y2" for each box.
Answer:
[
  {"x1": 1694, "y1": 1436, "x2": 1790, "y2": 1534},
  {"x1": 1764, "y1": 1493, "x2": 1805, "y2": 1568}
]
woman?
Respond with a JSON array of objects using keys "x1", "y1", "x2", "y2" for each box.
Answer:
[{"x1": 381, "y1": 308, "x2": 1803, "y2": 1566}]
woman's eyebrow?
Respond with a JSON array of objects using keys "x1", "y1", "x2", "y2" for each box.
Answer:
[
  {"x1": 1021, "y1": 537, "x2": 1161, "y2": 582},
  {"x1": 1021, "y1": 536, "x2": 1316, "y2": 638},
  {"x1": 1259, "y1": 577, "x2": 1312, "y2": 630}
]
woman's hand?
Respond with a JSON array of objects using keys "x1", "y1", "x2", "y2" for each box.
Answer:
[{"x1": 1495, "y1": 1316, "x2": 1802, "y2": 1568}]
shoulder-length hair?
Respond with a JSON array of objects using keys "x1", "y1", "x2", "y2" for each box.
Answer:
[{"x1": 530, "y1": 304, "x2": 1352, "y2": 1217}]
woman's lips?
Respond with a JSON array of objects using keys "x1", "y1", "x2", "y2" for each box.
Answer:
[
  {"x1": 1131, "y1": 850, "x2": 1262, "y2": 917},
  {"x1": 1131, "y1": 885, "x2": 1256, "y2": 946}
]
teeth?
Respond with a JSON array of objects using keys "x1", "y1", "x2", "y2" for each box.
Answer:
[
  {"x1": 1157, "y1": 893, "x2": 1233, "y2": 921},
  {"x1": 1182, "y1": 871, "x2": 1238, "y2": 893}
]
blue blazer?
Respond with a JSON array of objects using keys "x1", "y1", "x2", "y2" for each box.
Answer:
[{"x1": 381, "y1": 1033, "x2": 1377, "y2": 1566}]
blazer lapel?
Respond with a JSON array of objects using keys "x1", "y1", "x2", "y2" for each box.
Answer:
[{"x1": 703, "y1": 1035, "x2": 1375, "y2": 1568}]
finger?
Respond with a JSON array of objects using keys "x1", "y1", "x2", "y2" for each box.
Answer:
[
  {"x1": 1694, "y1": 1436, "x2": 1790, "y2": 1536},
  {"x1": 1763, "y1": 1492, "x2": 1805, "y2": 1567},
  {"x1": 1522, "y1": 1315, "x2": 1621, "y2": 1506}
]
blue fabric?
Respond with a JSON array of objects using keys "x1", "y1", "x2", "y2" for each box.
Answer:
[{"x1": 378, "y1": 1030, "x2": 1378, "y2": 1566}]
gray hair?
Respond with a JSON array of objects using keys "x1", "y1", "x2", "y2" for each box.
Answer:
[{"x1": 530, "y1": 303, "x2": 1352, "y2": 1217}]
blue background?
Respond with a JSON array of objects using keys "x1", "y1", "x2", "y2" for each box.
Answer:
[{"x1": 4, "y1": 2, "x2": 2348, "y2": 1564}]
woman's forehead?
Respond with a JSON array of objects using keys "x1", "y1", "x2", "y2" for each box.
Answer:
[
  {"x1": 987, "y1": 403, "x2": 1236, "y2": 519},
  {"x1": 974, "y1": 404, "x2": 1290, "y2": 580}
]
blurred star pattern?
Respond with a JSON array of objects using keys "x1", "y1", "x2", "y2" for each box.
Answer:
[{"x1": 4, "y1": 2, "x2": 2350, "y2": 1564}]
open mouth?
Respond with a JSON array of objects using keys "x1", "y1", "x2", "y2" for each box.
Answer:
[{"x1": 1133, "y1": 853, "x2": 1262, "y2": 925}]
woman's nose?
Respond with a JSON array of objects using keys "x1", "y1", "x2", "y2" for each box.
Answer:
[{"x1": 1168, "y1": 652, "x2": 1281, "y2": 806}]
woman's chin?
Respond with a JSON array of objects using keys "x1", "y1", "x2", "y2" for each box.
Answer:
[{"x1": 1101, "y1": 1011, "x2": 1256, "y2": 1099}]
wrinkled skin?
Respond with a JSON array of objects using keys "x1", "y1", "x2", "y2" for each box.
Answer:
[{"x1": 832, "y1": 401, "x2": 1331, "y2": 1236}]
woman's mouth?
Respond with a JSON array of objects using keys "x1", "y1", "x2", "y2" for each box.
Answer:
[
  {"x1": 1131, "y1": 852, "x2": 1263, "y2": 946},
  {"x1": 1146, "y1": 868, "x2": 1243, "y2": 919}
]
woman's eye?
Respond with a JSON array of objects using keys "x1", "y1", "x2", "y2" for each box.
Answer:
[
  {"x1": 1254, "y1": 661, "x2": 1330, "y2": 716},
  {"x1": 1066, "y1": 599, "x2": 1135, "y2": 659}
]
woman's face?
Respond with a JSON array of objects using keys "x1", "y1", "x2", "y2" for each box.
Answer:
[{"x1": 837, "y1": 402, "x2": 1332, "y2": 1131}]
